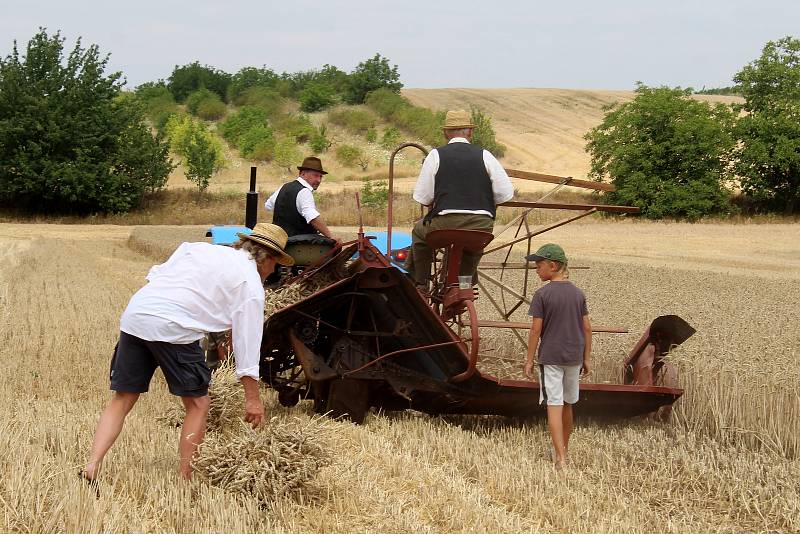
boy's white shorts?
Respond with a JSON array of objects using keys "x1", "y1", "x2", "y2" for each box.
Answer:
[{"x1": 539, "y1": 364, "x2": 581, "y2": 406}]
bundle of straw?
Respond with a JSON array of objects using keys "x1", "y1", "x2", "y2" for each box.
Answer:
[
  {"x1": 263, "y1": 272, "x2": 337, "y2": 318},
  {"x1": 192, "y1": 416, "x2": 332, "y2": 504},
  {"x1": 157, "y1": 360, "x2": 243, "y2": 432}
]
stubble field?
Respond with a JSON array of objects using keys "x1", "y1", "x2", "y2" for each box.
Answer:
[{"x1": 0, "y1": 221, "x2": 798, "y2": 532}]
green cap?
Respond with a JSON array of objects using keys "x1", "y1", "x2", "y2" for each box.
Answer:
[{"x1": 526, "y1": 243, "x2": 567, "y2": 264}]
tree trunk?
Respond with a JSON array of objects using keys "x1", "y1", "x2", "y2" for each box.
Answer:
[{"x1": 784, "y1": 195, "x2": 797, "y2": 215}]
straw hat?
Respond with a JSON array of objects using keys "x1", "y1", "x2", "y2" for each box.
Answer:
[
  {"x1": 237, "y1": 223, "x2": 295, "y2": 266},
  {"x1": 443, "y1": 109, "x2": 475, "y2": 130},
  {"x1": 297, "y1": 156, "x2": 328, "y2": 175}
]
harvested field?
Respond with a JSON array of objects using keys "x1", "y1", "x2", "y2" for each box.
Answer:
[{"x1": 0, "y1": 222, "x2": 798, "y2": 532}]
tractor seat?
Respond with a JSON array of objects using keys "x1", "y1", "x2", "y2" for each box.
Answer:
[
  {"x1": 426, "y1": 229, "x2": 494, "y2": 253},
  {"x1": 286, "y1": 233, "x2": 336, "y2": 246}
]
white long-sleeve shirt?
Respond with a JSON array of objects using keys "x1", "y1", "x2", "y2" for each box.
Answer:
[
  {"x1": 412, "y1": 138, "x2": 514, "y2": 216},
  {"x1": 120, "y1": 242, "x2": 265, "y2": 380},
  {"x1": 264, "y1": 177, "x2": 320, "y2": 223}
]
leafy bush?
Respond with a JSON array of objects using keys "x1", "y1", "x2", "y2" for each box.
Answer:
[
  {"x1": 360, "y1": 179, "x2": 389, "y2": 209},
  {"x1": 365, "y1": 128, "x2": 378, "y2": 143},
  {"x1": 299, "y1": 82, "x2": 336, "y2": 112},
  {"x1": 335, "y1": 144, "x2": 363, "y2": 167},
  {"x1": 219, "y1": 106, "x2": 269, "y2": 145},
  {"x1": 186, "y1": 88, "x2": 226, "y2": 120},
  {"x1": 366, "y1": 88, "x2": 443, "y2": 146},
  {"x1": 228, "y1": 67, "x2": 280, "y2": 103},
  {"x1": 309, "y1": 126, "x2": 330, "y2": 154},
  {"x1": 732, "y1": 36, "x2": 800, "y2": 214},
  {"x1": 345, "y1": 53, "x2": 402, "y2": 104},
  {"x1": 274, "y1": 113, "x2": 315, "y2": 143},
  {"x1": 235, "y1": 86, "x2": 284, "y2": 117},
  {"x1": 585, "y1": 84, "x2": 735, "y2": 219},
  {"x1": 470, "y1": 107, "x2": 505, "y2": 157},
  {"x1": 0, "y1": 29, "x2": 173, "y2": 213},
  {"x1": 273, "y1": 137, "x2": 302, "y2": 173},
  {"x1": 239, "y1": 125, "x2": 275, "y2": 160},
  {"x1": 167, "y1": 61, "x2": 231, "y2": 103},
  {"x1": 196, "y1": 97, "x2": 227, "y2": 121},
  {"x1": 135, "y1": 82, "x2": 180, "y2": 130},
  {"x1": 328, "y1": 107, "x2": 377, "y2": 134},
  {"x1": 381, "y1": 127, "x2": 403, "y2": 150},
  {"x1": 164, "y1": 115, "x2": 227, "y2": 190}
]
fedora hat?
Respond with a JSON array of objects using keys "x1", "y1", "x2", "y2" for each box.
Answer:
[
  {"x1": 297, "y1": 156, "x2": 328, "y2": 175},
  {"x1": 237, "y1": 223, "x2": 295, "y2": 266},
  {"x1": 443, "y1": 109, "x2": 475, "y2": 130}
]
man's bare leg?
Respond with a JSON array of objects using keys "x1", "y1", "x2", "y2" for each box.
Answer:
[
  {"x1": 546, "y1": 404, "x2": 567, "y2": 469},
  {"x1": 178, "y1": 395, "x2": 210, "y2": 480},
  {"x1": 562, "y1": 403, "x2": 574, "y2": 464},
  {"x1": 83, "y1": 391, "x2": 140, "y2": 479}
]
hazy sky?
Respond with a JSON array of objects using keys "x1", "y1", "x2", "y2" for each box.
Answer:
[{"x1": 2, "y1": 0, "x2": 798, "y2": 90}]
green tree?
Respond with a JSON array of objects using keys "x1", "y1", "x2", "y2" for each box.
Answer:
[
  {"x1": 345, "y1": 53, "x2": 402, "y2": 104},
  {"x1": 228, "y1": 66, "x2": 279, "y2": 103},
  {"x1": 185, "y1": 88, "x2": 226, "y2": 120},
  {"x1": 732, "y1": 36, "x2": 800, "y2": 214},
  {"x1": 183, "y1": 123, "x2": 218, "y2": 191},
  {"x1": 219, "y1": 106, "x2": 269, "y2": 145},
  {"x1": 585, "y1": 84, "x2": 735, "y2": 219},
  {"x1": 273, "y1": 137, "x2": 302, "y2": 174},
  {"x1": 470, "y1": 107, "x2": 506, "y2": 157},
  {"x1": 299, "y1": 82, "x2": 335, "y2": 112},
  {"x1": 360, "y1": 179, "x2": 388, "y2": 209},
  {"x1": 164, "y1": 114, "x2": 226, "y2": 190},
  {"x1": 0, "y1": 29, "x2": 173, "y2": 213},
  {"x1": 309, "y1": 125, "x2": 330, "y2": 154},
  {"x1": 167, "y1": 61, "x2": 231, "y2": 103},
  {"x1": 335, "y1": 144, "x2": 362, "y2": 167}
]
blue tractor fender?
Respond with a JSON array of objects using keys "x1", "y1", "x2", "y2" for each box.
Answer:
[{"x1": 206, "y1": 226, "x2": 251, "y2": 245}]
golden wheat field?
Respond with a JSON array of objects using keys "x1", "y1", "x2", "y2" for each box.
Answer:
[{"x1": 1, "y1": 221, "x2": 799, "y2": 533}]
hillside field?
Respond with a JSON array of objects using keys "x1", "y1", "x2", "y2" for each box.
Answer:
[
  {"x1": 404, "y1": 88, "x2": 742, "y2": 180},
  {"x1": 1, "y1": 220, "x2": 798, "y2": 532},
  {"x1": 171, "y1": 88, "x2": 742, "y2": 201}
]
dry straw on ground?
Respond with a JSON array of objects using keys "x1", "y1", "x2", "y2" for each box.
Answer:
[
  {"x1": 193, "y1": 417, "x2": 332, "y2": 506},
  {"x1": 0, "y1": 222, "x2": 798, "y2": 532}
]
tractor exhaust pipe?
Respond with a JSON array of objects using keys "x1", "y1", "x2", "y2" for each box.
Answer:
[{"x1": 245, "y1": 166, "x2": 258, "y2": 229}]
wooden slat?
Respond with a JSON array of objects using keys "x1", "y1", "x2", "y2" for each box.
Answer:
[
  {"x1": 500, "y1": 201, "x2": 640, "y2": 214},
  {"x1": 505, "y1": 168, "x2": 616, "y2": 192},
  {"x1": 466, "y1": 319, "x2": 627, "y2": 333}
]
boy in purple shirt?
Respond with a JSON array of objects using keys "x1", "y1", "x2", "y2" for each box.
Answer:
[{"x1": 523, "y1": 243, "x2": 592, "y2": 470}]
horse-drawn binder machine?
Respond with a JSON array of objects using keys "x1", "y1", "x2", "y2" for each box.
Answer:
[{"x1": 211, "y1": 145, "x2": 695, "y2": 423}]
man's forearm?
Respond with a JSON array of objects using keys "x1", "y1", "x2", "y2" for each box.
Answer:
[
  {"x1": 583, "y1": 328, "x2": 592, "y2": 361},
  {"x1": 240, "y1": 376, "x2": 261, "y2": 401},
  {"x1": 526, "y1": 334, "x2": 540, "y2": 364},
  {"x1": 310, "y1": 217, "x2": 334, "y2": 239}
]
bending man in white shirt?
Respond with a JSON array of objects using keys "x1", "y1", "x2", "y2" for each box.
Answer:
[
  {"x1": 81, "y1": 223, "x2": 294, "y2": 482},
  {"x1": 407, "y1": 109, "x2": 514, "y2": 289}
]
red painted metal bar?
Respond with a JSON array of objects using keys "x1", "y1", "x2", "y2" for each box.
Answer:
[
  {"x1": 342, "y1": 340, "x2": 463, "y2": 376},
  {"x1": 387, "y1": 142, "x2": 429, "y2": 255},
  {"x1": 464, "y1": 319, "x2": 628, "y2": 333},
  {"x1": 483, "y1": 209, "x2": 596, "y2": 255}
]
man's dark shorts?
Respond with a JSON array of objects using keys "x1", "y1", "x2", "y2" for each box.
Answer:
[{"x1": 110, "y1": 331, "x2": 210, "y2": 397}]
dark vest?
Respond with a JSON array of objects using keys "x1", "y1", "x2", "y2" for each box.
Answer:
[
  {"x1": 272, "y1": 180, "x2": 317, "y2": 237},
  {"x1": 427, "y1": 142, "x2": 495, "y2": 220}
]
